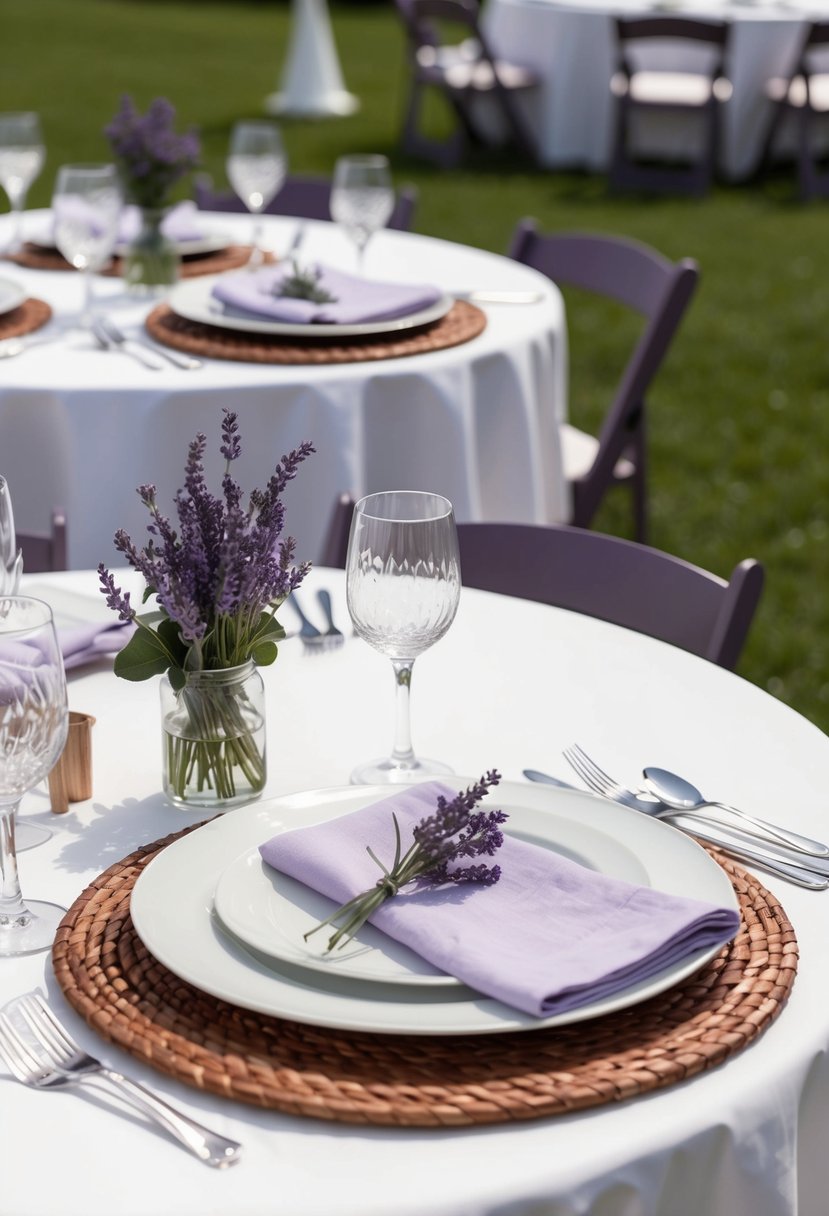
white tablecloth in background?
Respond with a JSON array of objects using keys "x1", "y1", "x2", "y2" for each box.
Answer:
[
  {"x1": 483, "y1": 0, "x2": 812, "y2": 179},
  {"x1": 2, "y1": 567, "x2": 829, "y2": 1216},
  {"x1": 0, "y1": 211, "x2": 566, "y2": 570}
]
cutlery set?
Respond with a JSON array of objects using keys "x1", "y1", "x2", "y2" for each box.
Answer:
[
  {"x1": 91, "y1": 316, "x2": 202, "y2": 371},
  {"x1": 525, "y1": 744, "x2": 829, "y2": 890},
  {"x1": 287, "y1": 589, "x2": 345, "y2": 651}
]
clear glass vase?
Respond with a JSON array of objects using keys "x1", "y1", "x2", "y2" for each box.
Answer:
[
  {"x1": 122, "y1": 206, "x2": 179, "y2": 293},
  {"x1": 161, "y1": 661, "x2": 266, "y2": 809}
]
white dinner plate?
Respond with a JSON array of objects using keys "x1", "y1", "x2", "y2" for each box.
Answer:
[
  {"x1": 0, "y1": 277, "x2": 26, "y2": 317},
  {"x1": 129, "y1": 781, "x2": 737, "y2": 1036},
  {"x1": 113, "y1": 233, "x2": 232, "y2": 258},
  {"x1": 167, "y1": 273, "x2": 454, "y2": 339}
]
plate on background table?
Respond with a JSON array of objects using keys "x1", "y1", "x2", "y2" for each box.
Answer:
[
  {"x1": 0, "y1": 277, "x2": 26, "y2": 316},
  {"x1": 113, "y1": 233, "x2": 232, "y2": 259},
  {"x1": 167, "y1": 274, "x2": 454, "y2": 339},
  {"x1": 129, "y1": 781, "x2": 737, "y2": 1036}
]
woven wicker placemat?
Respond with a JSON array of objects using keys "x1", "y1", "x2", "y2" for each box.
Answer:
[
  {"x1": 143, "y1": 299, "x2": 487, "y2": 365},
  {"x1": 6, "y1": 243, "x2": 259, "y2": 278},
  {"x1": 51, "y1": 825, "x2": 797, "y2": 1128},
  {"x1": 0, "y1": 297, "x2": 52, "y2": 340}
]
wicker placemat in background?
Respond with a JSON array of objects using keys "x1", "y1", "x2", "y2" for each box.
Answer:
[
  {"x1": 0, "y1": 298, "x2": 52, "y2": 340},
  {"x1": 51, "y1": 825, "x2": 797, "y2": 1128},
  {"x1": 5, "y1": 243, "x2": 261, "y2": 278},
  {"x1": 144, "y1": 299, "x2": 487, "y2": 364}
]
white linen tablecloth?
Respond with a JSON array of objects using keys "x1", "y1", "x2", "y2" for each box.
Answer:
[
  {"x1": 483, "y1": 0, "x2": 813, "y2": 179},
  {"x1": 2, "y1": 567, "x2": 829, "y2": 1216},
  {"x1": 0, "y1": 211, "x2": 567, "y2": 571}
]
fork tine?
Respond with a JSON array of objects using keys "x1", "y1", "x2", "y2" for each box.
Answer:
[
  {"x1": 562, "y1": 746, "x2": 608, "y2": 795},
  {"x1": 0, "y1": 1012, "x2": 47, "y2": 1077},
  {"x1": 15, "y1": 994, "x2": 74, "y2": 1064},
  {"x1": 564, "y1": 745, "x2": 626, "y2": 799}
]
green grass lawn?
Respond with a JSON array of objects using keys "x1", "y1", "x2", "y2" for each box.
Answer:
[{"x1": 5, "y1": 0, "x2": 829, "y2": 733}]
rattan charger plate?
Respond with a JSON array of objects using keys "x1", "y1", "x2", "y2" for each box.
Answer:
[
  {"x1": 0, "y1": 297, "x2": 52, "y2": 340},
  {"x1": 52, "y1": 825, "x2": 797, "y2": 1128},
  {"x1": 6, "y1": 243, "x2": 259, "y2": 278},
  {"x1": 144, "y1": 299, "x2": 487, "y2": 364}
]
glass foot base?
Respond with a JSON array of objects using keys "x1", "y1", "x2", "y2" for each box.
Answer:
[
  {"x1": 0, "y1": 899, "x2": 66, "y2": 957},
  {"x1": 15, "y1": 822, "x2": 53, "y2": 852},
  {"x1": 350, "y1": 756, "x2": 454, "y2": 786}
]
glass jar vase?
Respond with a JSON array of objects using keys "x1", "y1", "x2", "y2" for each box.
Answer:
[
  {"x1": 160, "y1": 661, "x2": 266, "y2": 809},
  {"x1": 122, "y1": 206, "x2": 179, "y2": 293}
]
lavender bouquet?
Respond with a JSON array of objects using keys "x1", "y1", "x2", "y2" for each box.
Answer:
[
  {"x1": 104, "y1": 95, "x2": 200, "y2": 210},
  {"x1": 306, "y1": 771, "x2": 506, "y2": 952},
  {"x1": 99, "y1": 411, "x2": 314, "y2": 807}
]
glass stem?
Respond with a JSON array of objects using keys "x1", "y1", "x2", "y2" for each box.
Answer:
[
  {"x1": 0, "y1": 802, "x2": 30, "y2": 928},
  {"x1": 248, "y1": 217, "x2": 265, "y2": 269},
  {"x1": 390, "y1": 660, "x2": 416, "y2": 766},
  {"x1": 80, "y1": 268, "x2": 95, "y2": 328}
]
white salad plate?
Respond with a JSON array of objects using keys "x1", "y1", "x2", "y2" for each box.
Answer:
[
  {"x1": 167, "y1": 273, "x2": 454, "y2": 339},
  {"x1": 129, "y1": 781, "x2": 737, "y2": 1036},
  {"x1": 0, "y1": 277, "x2": 26, "y2": 317}
]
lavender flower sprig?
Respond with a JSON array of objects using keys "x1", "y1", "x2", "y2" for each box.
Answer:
[
  {"x1": 105, "y1": 95, "x2": 200, "y2": 209},
  {"x1": 306, "y1": 771, "x2": 506, "y2": 954}
]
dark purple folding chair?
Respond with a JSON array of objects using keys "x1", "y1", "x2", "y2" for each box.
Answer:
[
  {"x1": 761, "y1": 22, "x2": 829, "y2": 200},
  {"x1": 319, "y1": 500, "x2": 763, "y2": 669},
  {"x1": 508, "y1": 221, "x2": 699, "y2": 543},
  {"x1": 393, "y1": 0, "x2": 539, "y2": 167},
  {"x1": 455, "y1": 522, "x2": 763, "y2": 670},
  {"x1": 609, "y1": 16, "x2": 732, "y2": 196},
  {"x1": 18, "y1": 510, "x2": 68, "y2": 573},
  {"x1": 194, "y1": 173, "x2": 418, "y2": 232}
]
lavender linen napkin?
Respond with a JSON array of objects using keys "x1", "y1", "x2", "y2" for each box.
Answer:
[
  {"x1": 211, "y1": 264, "x2": 444, "y2": 325},
  {"x1": 59, "y1": 620, "x2": 135, "y2": 670},
  {"x1": 118, "y1": 201, "x2": 205, "y2": 245},
  {"x1": 259, "y1": 781, "x2": 740, "y2": 1018}
]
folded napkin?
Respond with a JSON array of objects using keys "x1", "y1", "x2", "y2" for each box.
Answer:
[
  {"x1": 260, "y1": 781, "x2": 740, "y2": 1018},
  {"x1": 59, "y1": 620, "x2": 135, "y2": 670},
  {"x1": 117, "y1": 201, "x2": 205, "y2": 246},
  {"x1": 211, "y1": 263, "x2": 444, "y2": 325}
]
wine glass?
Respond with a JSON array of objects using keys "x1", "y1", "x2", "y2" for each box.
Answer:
[
  {"x1": 226, "y1": 120, "x2": 287, "y2": 269},
  {"x1": 330, "y1": 154, "x2": 394, "y2": 275},
  {"x1": 346, "y1": 491, "x2": 461, "y2": 785},
  {"x1": 51, "y1": 163, "x2": 122, "y2": 327},
  {"x1": 0, "y1": 112, "x2": 45, "y2": 252},
  {"x1": 0, "y1": 596, "x2": 69, "y2": 956}
]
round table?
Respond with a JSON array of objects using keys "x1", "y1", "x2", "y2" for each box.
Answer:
[
  {"x1": 483, "y1": 0, "x2": 811, "y2": 179},
  {"x1": 0, "y1": 211, "x2": 566, "y2": 570},
  {"x1": 2, "y1": 566, "x2": 829, "y2": 1216}
]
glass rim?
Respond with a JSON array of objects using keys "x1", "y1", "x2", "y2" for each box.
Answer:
[
  {"x1": 54, "y1": 162, "x2": 119, "y2": 177},
  {"x1": 0, "y1": 595, "x2": 55, "y2": 634},
  {"x1": 335, "y1": 154, "x2": 390, "y2": 168},
  {"x1": 354, "y1": 490, "x2": 454, "y2": 524}
]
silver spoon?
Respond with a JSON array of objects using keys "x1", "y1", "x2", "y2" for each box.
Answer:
[{"x1": 642, "y1": 766, "x2": 829, "y2": 858}]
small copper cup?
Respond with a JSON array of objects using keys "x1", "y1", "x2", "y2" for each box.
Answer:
[{"x1": 48, "y1": 711, "x2": 96, "y2": 814}]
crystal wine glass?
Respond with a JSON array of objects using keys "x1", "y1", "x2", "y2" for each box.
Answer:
[
  {"x1": 0, "y1": 596, "x2": 68, "y2": 956},
  {"x1": 330, "y1": 154, "x2": 395, "y2": 275},
  {"x1": 51, "y1": 163, "x2": 122, "y2": 327},
  {"x1": 0, "y1": 112, "x2": 45, "y2": 252},
  {"x1": 226, "y1": 120, "x2": 287, "y2": 269},
  {"x1": 346, "y1": 491, "x2": 461, "y2": 784}
]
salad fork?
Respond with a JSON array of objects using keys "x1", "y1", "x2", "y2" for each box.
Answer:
[
  {"x1": 97, "y1": 316, "x2": 202, "y2": 371},
  {"x1": 0, "y1": 992, "x2": 241, "y2": 1167}
]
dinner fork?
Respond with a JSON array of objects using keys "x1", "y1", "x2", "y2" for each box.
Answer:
[
  {"x1": 561, "y1": 745, "x2": 829, "y2": 890},
  {"x1": 91, "y1": 320, "x2": 164, "y2": 370},
  {"x1": 316, "y1": 589, "x2": 344, "y2": 646},
  {"x1": 97, "y1": 316, "x2": 202, "y2": 371},
  {"x1": 287, "y1": 593, "x2": 342, "y2": 651},
  {"x1": 0, "y1": 993, "x2": 241, "y2": 1168}
]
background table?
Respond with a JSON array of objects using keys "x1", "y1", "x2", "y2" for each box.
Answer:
[
  {"x1": 483, "y1": 0, "x2": 810, "y2": 179},
  {"x1": 0, "y1": 211, "x2": 566, "y2": 571},
  {"x1": 2, "y1": 567, "x2": 829, "y2": 1216}
]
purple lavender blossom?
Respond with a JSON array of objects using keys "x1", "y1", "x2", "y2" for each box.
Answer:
[{"x1": 104, "y1": 95, "x2": 200, "y2": 208}]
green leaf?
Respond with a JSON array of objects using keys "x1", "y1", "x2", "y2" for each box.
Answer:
[
  {"x1": 157, "y1": 616, "x2": 189, "y2": 668},
  {"x1": 251, "y1": 639, "x2": 278, "y2": 666},
  {"x1": 251, "y1": 611, "x2": 286, "y2": 644},
  {"x1": 113, "y1": 628, "x2": 172, "y2": 682}
]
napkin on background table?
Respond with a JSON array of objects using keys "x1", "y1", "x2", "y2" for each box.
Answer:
[
  {"x1": 211, "y1": 263, "x2": 444, "y2": 325},
  {"x1": 117, "y1": 201, "x2": 206, "y2": 246},
  {"x1": 59, "y1": 620, "x2": 135, "y2": 670},
  {"x1": 260, "y1": 781, "x2": 741, "y2": 1018}
]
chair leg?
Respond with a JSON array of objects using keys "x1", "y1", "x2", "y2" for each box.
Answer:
[{"x1": 400, "y1": 77, "x2": 467, "y2": 167}]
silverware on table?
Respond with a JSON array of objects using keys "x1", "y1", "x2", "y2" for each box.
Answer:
[
  {"x1": 557, "y1": 745, "x2": 829, "y2": 890},
  {"x1": 91, "y1": 320, "x2": 163, "y2": 370},
  {"x1": 287, "y1": 593, "x2": 342, "y2": 651},
  {"x1": 315, "y1": 588, "x2": 344, "y2": 646},
  {"x1": 0, "y1": 992, "x2": 241, "y2": 1168},
  {"x1": 453, "y1": 290, "x2": 545, "y2": 305},
  {"x1": 97, "y1": 316, "x2": 202, "y2": 371}
]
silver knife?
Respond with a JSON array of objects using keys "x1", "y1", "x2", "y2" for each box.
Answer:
[{"x1": 454, "y1": 290, "x2": 545, "y2": 304}]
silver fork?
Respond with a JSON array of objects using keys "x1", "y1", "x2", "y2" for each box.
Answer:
[
  {"x1": 316, "y1": 589, "x2": 344, "y2": 646},
  {"x1": 0, "y1": 993, "x2": 241, "y2": 1168},
  {"x1": 91, "y1": 319, "x2": 164, "y2": 370},
  {"x1": 97, "y1": 316, "x2": 202, "y2": 371},
  {"x1": 287, "y1": 593, "x2": 341, "y2": 651},
  {"x1": 562, "y1": 744, "x2": 829, "y2": 890}
]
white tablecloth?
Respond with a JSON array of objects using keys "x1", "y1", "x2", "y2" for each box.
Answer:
[
  {"x1": 483, "y1": 0, "x2": 814, "y2": 179},
  {"x1": 0, "y1": 211, "x2": 567, "y2": 570},
  {"x1": 2, "y1": 567, "x2": 829, "y2": 1216}
]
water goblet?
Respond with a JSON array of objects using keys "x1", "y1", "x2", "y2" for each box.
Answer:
[
  {"x1": 52, "y1": 163, "x2": 122, "y2": 328},
  {"x1": 330, "y1": 154, "x2": 394, "y2": 275},
  {"x1": 0, "y1": 596, "x2": 69, "y2": 956},
  {"x1": 346, "y1": 491, "x2": 461, "y2": 785},
  {"x1": 226, "y1": 120, "x2": 287, "y2": 268},
  {"x1": 0, "y1": 112, "x2": 45, "y2": 252}
]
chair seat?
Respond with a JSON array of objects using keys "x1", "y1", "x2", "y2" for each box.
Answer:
[
  {"x1": 561, "y1": 424, "x2": 636, "y2": 484},
  {"x1": 765, "y1": 73, "x2": 829, "y2": 111},
  {"x1": 417, "y1": 48, "x2": 538, "y2": 91},
  {"x1": 613, "y1": 70, "x2": 719, "y2": 107}
]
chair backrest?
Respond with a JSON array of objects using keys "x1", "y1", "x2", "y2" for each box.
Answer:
[
  {"x1": 455, "y1": 522, "x2": 763, "y2": 670},
  {"x1": 18, "y1": 510, "x2": 68, "y2": 573},
  {"x1": 508, "y1": 221, "x2": 699, "y2": 527},
  {"x1": 318, "y1": 502, "x2": 762, "y2": 669},
  {"x1": 615, "y1": 17, "x2": 729, "y2": 92},
  {"x1": 194, "y1": 173, "x2": 418, "y2": 233}
]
